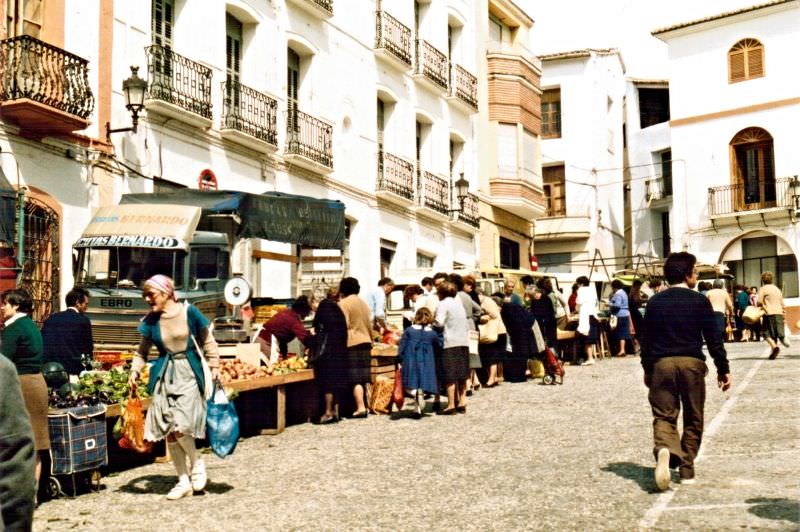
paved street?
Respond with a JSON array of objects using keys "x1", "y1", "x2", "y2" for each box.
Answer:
[{"x1": 34, "y1": 340, "x2": 799, "y2": 531}]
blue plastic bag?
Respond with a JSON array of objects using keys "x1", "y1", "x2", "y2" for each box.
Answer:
[{"x1": 206, "y1": 383, "x2": 239, "y2": 458}]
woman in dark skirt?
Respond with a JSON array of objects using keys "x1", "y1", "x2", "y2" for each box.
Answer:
[
  {"x1": 478, "y1": 293, "x2": 505, "y2": 387},
  {"x1": 500, "y1": 299, "x2": 537, "y2": 382},
  {"x1": 337, "y1": 277, "x2": 373, "y2": 418},
  {"x1": 1, "y1": 288, "x2": 49, "y2": 486},
  {"x1": 609, "y1": 279, "x2": 632, "y2": 357},
  {"x1": 434, "y1": 281, "x2": 470, "y2": 414},
  {"x1": 312, "y1": 287, "x2": 349, "y2": 424}
]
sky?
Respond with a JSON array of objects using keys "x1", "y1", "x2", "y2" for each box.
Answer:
[{"x1": 519, "y1": 0, "x2": 766, "y2": 78}]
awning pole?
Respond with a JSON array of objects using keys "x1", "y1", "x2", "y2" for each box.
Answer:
[{"x1": 16, "y1": 187, "x2": 24, "y2": 286}]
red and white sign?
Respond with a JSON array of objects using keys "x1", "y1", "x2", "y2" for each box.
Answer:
[{"x1": 198, "y1": 169, "x2": 218, "y2": 190}]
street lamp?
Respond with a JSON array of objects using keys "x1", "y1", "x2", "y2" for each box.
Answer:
[
  {"x1": 105, "y1": 66, "x2": 147, "y2": 142},
  {"x1": 448, "y1": 172, "x2": 471, "y2": 213}
]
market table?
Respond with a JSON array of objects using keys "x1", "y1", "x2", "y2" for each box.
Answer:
[{"x1": 103, "y1": 369, "x2": 315, "y2": 435}]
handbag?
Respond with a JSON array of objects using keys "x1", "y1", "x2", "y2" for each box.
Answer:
[
  {"x1": 609, "y1": 315, "x2": 618, "y2": 330},
  {"x1": 742, "y1": 305, "x2": 764, "y2": 325},
  {"x1": 479, "y1": 317, "x2": 499, "y2": 344},
  {"x1": 187, "y1": 303, "x2": 214, "y2": 401},
  {"x1": 531, "y1": 320, "x2": 547, "y2": 353},
  {"x1": 468, "y1": 330, "x2": 480, "y2": 355},
  {"x1": 206, "y1": 382, "x2": 239, "y2": 458}
]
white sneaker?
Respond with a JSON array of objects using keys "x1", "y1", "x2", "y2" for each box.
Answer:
[
  {"x1": 191, "y1": 459, "x2": 207, "y2": 492},
  {"x1": 781, "y1": 338, "x2": 791, "y2": 348},
  {"x1": 654, "y1": 448, "x2": 671, "y2": 491},
  {"x1": 582, "y1": 359, "x2": 595, "y2": 366},
  {"x1": 166, "y1": 477, "x2": 192, "y2": 500},
  {"x1": 680, "y1": 477, "x2": 696, "y2": 485}
]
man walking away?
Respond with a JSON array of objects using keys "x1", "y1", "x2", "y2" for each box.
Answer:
[
  {"x1": 42, "y1": 287, "x2": 94, "y2": 376},
  {"x1": 642, "y1": 252, "x2": 731, "y2": 491},
  {"x1": 757, "y1": 271, "x2": 790, "y2": 359},
  {"x1": 706, "y1": 280, "x2": 733, "y2": 342}
]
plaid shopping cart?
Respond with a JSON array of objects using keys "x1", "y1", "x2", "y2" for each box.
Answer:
[{"x1": 46, "y1": 404, "x2": 108, "y2": 497}]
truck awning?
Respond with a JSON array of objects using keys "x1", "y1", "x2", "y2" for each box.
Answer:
[
  {"x1": 120, "y1": 190, "x2": 346, "y2": 249},
  {"x1": 74, "y1": 204, "x2": 202, "y2": 249}
]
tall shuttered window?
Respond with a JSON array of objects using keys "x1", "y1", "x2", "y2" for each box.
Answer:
[
  {"x1": 5, "y1": 0, "x2": 42, "y2": 38},
  {"x1": 543, "y1": 165, "x2": 566, "y2": 217},
  {"x1": 728, "y1": 38, "x2": 764, "y2": 83},
  {"x1": 152, "y1": 0, "x2": 173, "y2": 48},
  {"x1": 541, "y1": 89, "x2": 561, "y2": 138}
]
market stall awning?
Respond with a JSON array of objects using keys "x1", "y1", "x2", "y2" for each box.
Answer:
[
  {"x1": 120, "y1": 189, "x2": 346, "y2": 249},
  {"x1": 74, "y1": 204, "x2": 202, "y2": 249},
  {"x1": 0, "y1": 166, "x2": 16, "y2": 248}
]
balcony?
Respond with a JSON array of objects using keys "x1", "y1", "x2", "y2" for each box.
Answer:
[
  {"x1": 413, "y1": 39, "x2": 448, "y2": 93},
  {"x1": 287, "y1": 0, "x2": 333, "y2": 19},
  {"x1": 145, "y1": 44, "x2": 212, "y2": 128},
  {"x1": 708, "y1": 177, "x2": 796, "y2": 221},
  {"x1": 645, "y1": 175, "x2": 672, "y2": 203},
  {"x1": 453, "y1": 193, "x2": 480, "y2": 230},
  {"x1": 533, "y1": 206, "x2": 592, "y2": 241},
  {"x1": 488, "y1": 171, "x2": 547, "y2": 219},
  {"x1": 446, "y1": 64, "x2": 478, "y2": 112},
  {"x1": 376, "y1": 151, "x2": 415, "y2": 206},
  {"x1": 220, "y1": 81, "x2": 278, "y2": 153},
  {"x1": 285, "y1": 108, "x2": 333, "y2": 173},
  {"x1": 417, "y1": 170, "x2": 450, "y2": 221},
  {"x1": 374, "y1": 11, "x2": 413, "y2": 71},
  {"x1": 0, "y1": 35, "x2": 94, "y2": 137}
]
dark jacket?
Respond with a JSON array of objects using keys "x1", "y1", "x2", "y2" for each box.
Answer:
[
  {"x1": 310, "y1": 299, "x2": 348, "y2": 362},
  {"x1": 1, "y1": 316, "x2": 43, "y2": 375},
  {"x1": 0, "y1": 354, "x2": 35, "y2": 531},
  {"x1": 641, "y1": 287, "x2": 729, "y2": 376},
  {"x1": 530, "y1": 295, "x2": 557, "y2": 347},
  {"x1": 500, "y1": 302, "x2": 537, "y2": 358},
  {"x1": 257, "y1": 308, "x2": 310, "y2": 355},
  {"x1": 42, "y1": 309, "x2": 94, "y2": 375}
]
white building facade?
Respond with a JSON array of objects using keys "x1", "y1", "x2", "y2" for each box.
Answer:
[
  {"x1": 533, "y1": 49, "x2": 627, "y2": 276},
  {"x1": 106, "y1": 0, "x2": 483, "y2": 297},
  {"x1": 653, "y1": 0, "x2": 800, "y2": 330}
]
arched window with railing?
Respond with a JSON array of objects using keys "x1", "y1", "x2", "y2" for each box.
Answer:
[{"x1": 728, "y1": 38, "x2": 764, "y2": 83}]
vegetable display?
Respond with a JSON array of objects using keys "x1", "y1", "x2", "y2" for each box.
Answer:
[{"x1": 48, "y1": 366, "x2": 150, "y2": 409}]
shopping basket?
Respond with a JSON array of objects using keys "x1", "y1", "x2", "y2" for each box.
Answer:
[{"x1": 46, "y1": 404, "x2": 108, "y2": 497}]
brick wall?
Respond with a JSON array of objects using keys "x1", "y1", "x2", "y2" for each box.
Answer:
[{"x1": 487, "y1": 55, "x2": 541, "y2": 135}]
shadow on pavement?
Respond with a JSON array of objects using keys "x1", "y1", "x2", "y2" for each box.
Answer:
[
  {"x1": 601, "y1": 462, "x2": 661, "y2": 493},
  {"x1": 745, "y1": 497, "x2": 800, "y2": 524},
  {"x1": 117, "y1": 474, "x2": 233, "y2": 496}
]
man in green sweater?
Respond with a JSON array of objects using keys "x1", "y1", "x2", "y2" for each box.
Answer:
[{"x1": 0, "y1": 353, "x2": 36, "y2": 531}]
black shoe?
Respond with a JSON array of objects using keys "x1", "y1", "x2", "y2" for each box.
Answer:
[
  {"x1": 320, "y1": 415, "x2": 338, "y2": 424},
  {"x1": 466, "y1": 389, "x2": 473, "y2": 397},
  {"x1": 352, "y1": 410, "x2": 368, "y2": 418},
  {"x1": 456, "y1": 406, "x2": 466, "y2": 414},
  {"x1": 436, "y1": 408, "x2": 456, "y2": 416},
  {"x1": 769, "y1": 347, "x2": 780, "y2": 360}
]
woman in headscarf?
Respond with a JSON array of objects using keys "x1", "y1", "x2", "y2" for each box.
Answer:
[{"x1": 128, "y1": 275, "x2": 220, "y2": 500}]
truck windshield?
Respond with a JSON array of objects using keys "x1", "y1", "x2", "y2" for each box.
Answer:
[{"x1": 75, "y1": 247, "x2": 186, "y2": 289}]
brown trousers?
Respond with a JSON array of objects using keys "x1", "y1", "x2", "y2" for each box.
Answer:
[{"x1": 649, "y1": 356, "x2": 707, "y2": 478}]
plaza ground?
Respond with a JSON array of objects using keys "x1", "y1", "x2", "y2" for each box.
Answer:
[{"x1": 34, "y1": 340, "x2": 799, "y2": 531}]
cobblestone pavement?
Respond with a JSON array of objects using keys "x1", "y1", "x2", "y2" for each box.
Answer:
[{"x1": 34, "y1": 340, "x2": 799, "y2": 531}]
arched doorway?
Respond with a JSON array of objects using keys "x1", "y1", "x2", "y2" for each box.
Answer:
[
  {"x1": 729, "y1": 127, "x2": 775, "y2": 210},
  {"x1": 719, "y1": 231, "x2": 797, "y2": 298},
  {"x1": 18, "y1": 195, "x2": 60, "y2": 325}
]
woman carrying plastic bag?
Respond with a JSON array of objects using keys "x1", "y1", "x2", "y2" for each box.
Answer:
[{"x1": 128, "y1": 275, "x2": 220, "y2": 500}]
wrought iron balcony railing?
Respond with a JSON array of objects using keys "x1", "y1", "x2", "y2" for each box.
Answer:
[
  {"x1": 450, "y1": 64, "x2": 478, "y2": 109},
  {"x1": 145, "y1": 44, "x2": 212, "y2": 119},
  {"x1": 457, "y1": 193, "x2": 480, "y2": 227},
  {"x1": 377, "y1": 151, "x2": 414, "y2": 199},
  {"x1": 286, "y1": 108, "x2": 333, "y2": 168},
  {"x1": 221, "y1": 81, "x2": 278, "y2": 146},
  {"x1": 645, "y1": 175, "x2": 672, "y2": 201},
  {"x1": 708, "y1": 176, "x2": 795, "y2": 217},
  {"x1": 375, "y1": 11, "x2": 412, "y2": 66},
  {"x1": 419, "y1": 171, "x2": 449, "y2": 214},
  {"x1": 415, "y1": 39, "x2": 448, "y2": 90},
  {"x1": 0, "y1": 35, "x2": 94, "y2": 119},
  {"x1": 308, "y1": 0, "x2": 333, "y2": 15}
]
